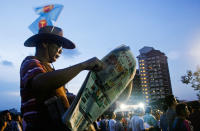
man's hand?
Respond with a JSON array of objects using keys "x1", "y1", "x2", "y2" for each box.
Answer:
[{"x1": 82, "y1": 57, "x2": 105, "y2": 72}]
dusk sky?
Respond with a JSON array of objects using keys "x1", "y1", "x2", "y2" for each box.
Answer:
[{"x1": 0, "y1": 0, "x2": 200, "y2": 111}]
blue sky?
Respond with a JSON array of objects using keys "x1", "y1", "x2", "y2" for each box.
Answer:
[{"x1": 0, "y1": 0, "x2": 200, "y2": 111}]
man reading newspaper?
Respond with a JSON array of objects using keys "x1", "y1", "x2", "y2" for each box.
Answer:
[{"x1": 20, "y1": 26, "x2": 104, "y2": 131}]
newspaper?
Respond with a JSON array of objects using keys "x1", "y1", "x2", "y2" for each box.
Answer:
[{"x1": 62, "y1": 45, "x2": 136, "y2": 130}]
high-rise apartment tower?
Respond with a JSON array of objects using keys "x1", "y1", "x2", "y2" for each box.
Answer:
[{"x1": 137, "y1": 46, "x2": 172, "y2": 104}]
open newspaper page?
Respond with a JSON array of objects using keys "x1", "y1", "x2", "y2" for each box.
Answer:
[{"x1": 62, "y1": 45, "x2": 136, "y2": 131}]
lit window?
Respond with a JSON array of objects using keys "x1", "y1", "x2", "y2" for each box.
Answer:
[
  {"x1": 143, "y1": 70, "x2": 146, "y2": 72},
  {"x1": 142, "y1": 63, "x2": 144, "y2": 66},
  {"x1": 144, "y1": 78, "x2": 146, "y2": 80},
  {"x1": 144, "y1": 81, "x2": 147, "y2": 83},
  {"x1": 146, "y1": 96, "x2": 149, "y2": 98},
  {"x1": 145, "y1": 92, "x2": 148, "y2": 94}
]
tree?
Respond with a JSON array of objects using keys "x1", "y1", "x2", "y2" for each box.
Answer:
[{"x1": 181, "y1": 66, "x2": 200, "y2": 99}]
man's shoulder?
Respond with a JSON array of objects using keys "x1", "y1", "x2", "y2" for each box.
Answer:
[
  {"x1": 21, "y1": 56, "x2": 41, "y2": 68},
  {"x1": 110, "y1": 119, "x2": 116, "y2": 123},
  {"x1": 22, "y1": 56, "x2": 39, "y2": 64},
  {"x1": 167, "y1": 108, "x2": 176, "y2": 115},
  {"x1": 20, "y1": 56, "x2": 45, "y2": 77},
  {"x1": 133, "y1": 116, "x2": 143, "y2": 121}
]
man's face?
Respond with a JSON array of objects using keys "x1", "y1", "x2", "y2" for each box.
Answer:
[
  {"x1": 172, "y1": 97, "x2": 178, "y2": 106},
  {"x1": 48, "y1": 43, "x2": 62, "y2": 63},
  {"x1": 184, "y1": 106, "x2": 190, "y2": 118},
  {"x1": 6, "y1": 112, "x2": 11, "y2": 121}
]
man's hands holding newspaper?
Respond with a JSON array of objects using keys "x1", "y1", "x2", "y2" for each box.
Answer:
[{"x1": 82, "y1": 57, "x2": 105, "y2": 72}]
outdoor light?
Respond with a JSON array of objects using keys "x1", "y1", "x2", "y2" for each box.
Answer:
[
  {"x1": 120, "y1": 104, "x2": 127, "y2": 109},
  {"x1": 138, "y1": 103, "x2": 144, "y2": 109}
]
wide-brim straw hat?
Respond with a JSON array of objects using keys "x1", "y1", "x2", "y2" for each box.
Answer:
[{"x1": 24, "y1": 26, "x2": 75, "y2": 49}]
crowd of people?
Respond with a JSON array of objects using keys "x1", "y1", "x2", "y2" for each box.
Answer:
[
  {"x1": 0, "y1": 95, "x2": 200, "y2": 131},
  {"x1": 91, "y1": 95, "x2": 200, "y2": 131},
  {"x1": 0, "y1": 110, "x2": 22, "y2": 131}
]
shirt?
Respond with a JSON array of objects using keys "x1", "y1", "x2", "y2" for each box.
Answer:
[
  {"x1": 109, "y1": 119, "x2": 116, "y2": 131},
  {"x1": 166, "y1": 108, "x2": 176, "y2": 131},
  {"x1": 189, "y1": 109, "x2": 200, "y2": 131},
  {"x1": 20, "y1": 56, "x2": 46, "y2": 121},
  {"x1": 143, "y1": 113, "x2": 157, "y2": 127},
  {"x1": 131, "y1": 115, "x2": 145, "y2": 131},
  {"x1": 20, "y1": 56, "x2": 69, "y2": 130},
  {"x1": 115, "y1": 120, "x2": 124, "y2": 131},
  {"x1": 160, "y1": 113, "x2": 168, "y2": 131},
  {"x1": 172, "y1": 117, "x2": 193, "y2": 131}
]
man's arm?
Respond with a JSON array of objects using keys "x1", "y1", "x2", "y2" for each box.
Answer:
[{"x1": 32, "y1": 57, "x2": 104, "y2": 92}]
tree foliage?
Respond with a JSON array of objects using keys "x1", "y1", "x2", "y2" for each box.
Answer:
[{"x1": 181, "y1": 66, "x2": 200, "y2": 99}]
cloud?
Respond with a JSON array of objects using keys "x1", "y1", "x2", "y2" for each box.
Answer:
[
  {"x1": 2, "y1": 91, "x2": 20, "y2": 97},
  {"x1": 0, "y1": 60, "x2": 13, "y2": 67},
  {"x1": 167, "y1": 51, "x2": 180, "y2": 60},
  {"x1": 187, "y1": 31, "x2": 200, "y2": 64},
  {"x1": 188, "y1": 43, "x2": 200, "y2": 58},
  {"x1": 62, "y1": 49, "x2": 81, "y2": 59}
]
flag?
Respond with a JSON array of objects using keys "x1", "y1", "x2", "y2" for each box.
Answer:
[
  {"x1": 34, "y1": 4, "x2": 64, "y2": 21},
  {"x1": 29, "y1": 16, "x2": 53, "y2": 34}
]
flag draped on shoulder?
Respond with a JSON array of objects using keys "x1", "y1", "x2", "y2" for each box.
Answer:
[
  {"x1": 29, "y1": 4, "x2": 64, "y2": 34},
  {"x1": 29, "y1": 16, "x2": 53, "y2": 34},
  {"x1": 34, "y1": 4, "x2": 64, "y2": 21}
]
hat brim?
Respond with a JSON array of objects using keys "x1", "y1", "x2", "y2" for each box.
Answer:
[{"x1": 24, "y1": 33, "x2": 75, "y2": 49}]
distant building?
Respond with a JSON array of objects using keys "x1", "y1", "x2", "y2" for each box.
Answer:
[{"x1": 137, "y1": 46, "x2": 172, "y2": 104}]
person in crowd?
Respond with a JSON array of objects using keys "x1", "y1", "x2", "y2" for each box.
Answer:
[
  {"x1": 0, "y1": 110, "x2": 12, "y2": 131},
  {"x1": 122, "y1": 113, "x2": 129, "y2": 131},
  {"x1": 126, "y1": 112, "x2": 132, "y2": 131},
  {"x1": 172, "y1": 103, "x2": 193, "y2": 131},
  {"x1": 188, "y1": 101, "x2": 200, "y2": 131},
  {"x1": 99, "y1": 115, "x2": 108, "y2": 131},
  {"x1": 153, "y1": 110, "x2": 162, "y2": 130},
  {"x1": 96, "y1": 117, "x2": 101, "y2": 130},
  {"x1": 130, "y1": 108, "x2": 149, "y2": 131},
  {"x1": 0, "y1": 111, "x2": 6, "y2": 131},
  {"x1": 160, "y1": 105, "x2": 168, "y2": 131},
  {"x1": 109, "y1": 112, "x2": 116, "y2": 131},
  {"x1": 20, "y1": 26, "x2": 104, "y2": 131},
  {"x1": 165, "y1": 95, "x2": 178, "y2": 131},
  {"x1": 93, "y1": 120, "x2": 100, "y2": 131},
  {"x1": 115, "y1": 112, "x2": 125, "y2": 131},
  {"x1": 127, "y1": 112, "x2": 133, "y2": 131},
  {"x1": 10, "y1": 114, "x2": 22, "y2": 131},
  {"x1": 143, "y1": 107, "x2": 158, "y2": 131},
  {"x1": 93, "y1": 117, "x2": 101, "y2": 131}
]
